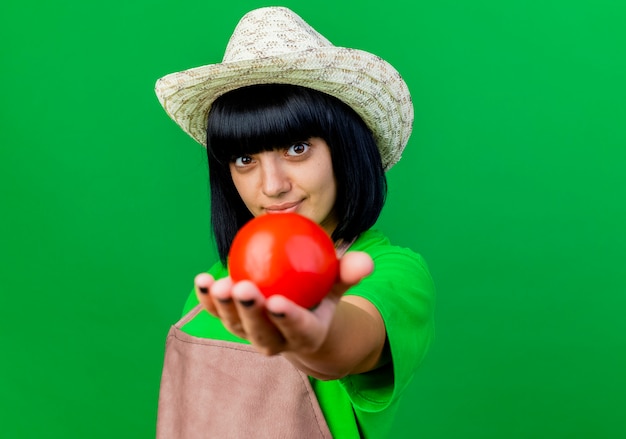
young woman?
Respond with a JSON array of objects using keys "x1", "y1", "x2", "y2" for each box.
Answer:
[{"x1": 155, "y1": 7, "x2": 435, "y2": 438}]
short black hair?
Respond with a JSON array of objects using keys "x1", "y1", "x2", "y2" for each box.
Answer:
[{"x1": 206, "y1": 84, "x2": 387, "y2": 264}]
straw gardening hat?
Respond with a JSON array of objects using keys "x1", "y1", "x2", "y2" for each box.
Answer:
[{"x1": 155, "y1": 6, "x2": 414, "y2": 170}]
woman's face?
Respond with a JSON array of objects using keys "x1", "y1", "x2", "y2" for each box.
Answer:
[{"x1": 229, "y1": 137, "x2": 338, "y2": 236}]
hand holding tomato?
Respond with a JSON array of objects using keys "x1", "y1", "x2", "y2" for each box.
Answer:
[
  {"x1": 194, "y1": 249, "x2": 375, "y2": 365},
  {"x1": 193, "y1": 216, "x2": 375, "y2": 364}
]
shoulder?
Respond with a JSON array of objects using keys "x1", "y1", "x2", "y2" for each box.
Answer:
[
  {"x1": 345, "y1": 229, "x2": 435, "y2": 332},
  {"x1": 350, "y1": 229, "x2": 432, "y2": 282},
  {"x1": 351, "y1": 229, "x2": 422, "y2": 256}
]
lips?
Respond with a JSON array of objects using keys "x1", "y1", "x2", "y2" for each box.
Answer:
[{"x1": 264, "y1": 201, "x2": 301, "y2": 213}]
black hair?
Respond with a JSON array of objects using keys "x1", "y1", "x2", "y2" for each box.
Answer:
[{"x1": 206, "y1": 84, "x2": 387, "y2": 264}]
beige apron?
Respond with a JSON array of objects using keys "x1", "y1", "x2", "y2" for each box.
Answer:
[{"x1": 156, "y1": 304, "x2": 333, "y2": 438}]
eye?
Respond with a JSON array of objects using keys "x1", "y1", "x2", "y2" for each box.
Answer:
[
  {"x1": 233, "y1": 155, "x2": 254, "y2": 167},
  {"x1": 286, "y1": 142, "x2": 310, "y2": 157}
]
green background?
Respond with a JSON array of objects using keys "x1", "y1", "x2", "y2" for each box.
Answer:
[{"x1": 1, "y1": 0, "x2": 625, "y2": 438}]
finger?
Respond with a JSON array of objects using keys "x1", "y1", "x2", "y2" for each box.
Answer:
[
  {"x1": 265, "y1": 294, "x2": 332, "y2": 354},
  {"x1": 327, "y1": 251, "x2": 374, "y2": 300},
  {"x1": 210, "y1": 277, "x2": 247, "y2": 338},
  {"x1": 340, "y1": 251, "x2": 374, "y2": 285},
  {"x1": 232, "y1": 281, "x2": 286, "y2": 355},
  {"x1": 195, "y1": 273, "x2": 217, "y2": 316}
]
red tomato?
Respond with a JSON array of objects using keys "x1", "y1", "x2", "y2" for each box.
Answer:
[{"x1": 228, "y1": 213, "x2": 339, "y2": 309}]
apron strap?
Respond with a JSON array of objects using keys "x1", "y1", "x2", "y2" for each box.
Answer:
[{"x1": 174, "y1": 303, "x2": 204, "y2": 329}]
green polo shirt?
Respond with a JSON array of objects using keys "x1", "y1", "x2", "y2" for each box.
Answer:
[{"x1": 180, "y1": 229, "x2": 435, "y2": 438}]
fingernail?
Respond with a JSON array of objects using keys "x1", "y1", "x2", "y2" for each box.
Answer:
[
  {"x1": 198, "y1": 286, "x2": 208, "y2": 294},
  {"x1": 270, "y1": 312, "x2": 286, "y2": 318},
  {"x1": 239, "y1": 299, "x2": 255, "y2": 308}
]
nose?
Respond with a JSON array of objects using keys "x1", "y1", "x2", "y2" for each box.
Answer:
[{"x1": 260, "y1": 156, "x2": 291, "y2": 197}]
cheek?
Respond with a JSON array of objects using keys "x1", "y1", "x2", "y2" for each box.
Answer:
[
  {"x1": 313, "y1": 167, "x2": 337, "y2": 204},
  {"x1": 325, "y1": 179, "x2": 338, "y2": 206}
]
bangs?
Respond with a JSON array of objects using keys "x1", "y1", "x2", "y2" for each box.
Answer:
[{"x1": 206, "y1": 84, "x2": 327, "y2": 164}]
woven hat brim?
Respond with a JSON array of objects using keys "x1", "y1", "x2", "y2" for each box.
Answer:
[{"x1": 155, "y1": 47, "x2": 413, "y2": 170}]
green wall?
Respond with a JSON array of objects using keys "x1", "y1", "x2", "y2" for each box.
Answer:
[{"x1": 1, "y1": 1, "x2": 625, "y2": 437}]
